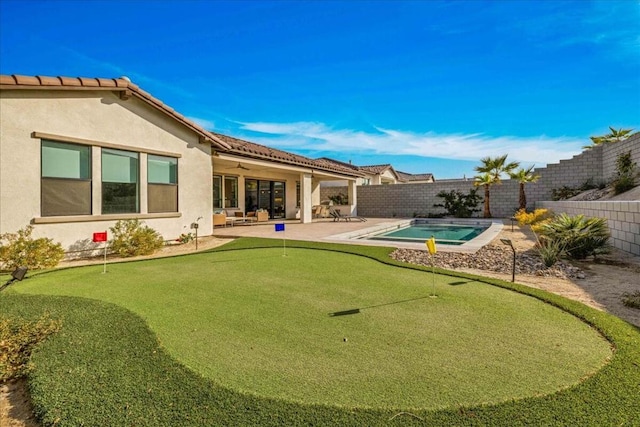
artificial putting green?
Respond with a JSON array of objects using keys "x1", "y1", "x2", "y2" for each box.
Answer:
[{"x1": 14, "y1": 246, "x2": 611, "y2": 410}]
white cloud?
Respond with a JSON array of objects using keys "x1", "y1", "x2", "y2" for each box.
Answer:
[
  {"x1": 187, "y1": 116, "x2": 215, "y2": 130},
  {"x1": 238, "y1": 121, "x2": 584, "y2": 166}
]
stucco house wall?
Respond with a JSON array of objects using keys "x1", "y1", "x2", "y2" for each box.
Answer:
[{"x1": 0, "y1": 88, "x2": 213, "y2": 250}]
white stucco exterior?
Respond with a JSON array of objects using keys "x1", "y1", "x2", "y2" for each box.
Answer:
[{"x1": 0, "y1": 89, "x2": 213, "y2": 249}]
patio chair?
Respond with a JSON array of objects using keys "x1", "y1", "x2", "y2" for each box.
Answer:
[{"x1": 329, "y1": 207, "x2": 367, "y2": 222}]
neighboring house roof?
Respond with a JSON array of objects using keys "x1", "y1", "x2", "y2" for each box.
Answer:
[
  {"x1": 358, "y1": 164, "x2": 401, "y2": 180},
  {"x1": 397, "y1": 171, "x2": 435, "y2": 182},
  {"x1": 0, "y1": 74, "x2": 362, "y2": 178},
  {"x1": 316, "y1": 157, "x2": 435, "y2": 183},
  {"x1": 0, "y1": 74, "x2": 231, "y2": 150},
  {"x1": 314, "y1": 157, "x2": 361, "y2": 172},
  {"x1": 212, "y1": 133, "x2": 364, "y2": 177}
]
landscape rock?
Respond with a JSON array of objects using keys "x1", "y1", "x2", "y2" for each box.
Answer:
[{"x1": 391, "y1": 244, "x2": 585, "y2": 280}]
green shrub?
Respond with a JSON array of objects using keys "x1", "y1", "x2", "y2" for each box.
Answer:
[
  {"x1": 0, "y1": 314, "x2": 61, "y2": 381},
  {"x1": 537, "y1": 213, "x2": 610, "y2": 259},
  {"x1": 622, "y1": 291, "x2": 640, "y2": 309},
  {"x1": 433, "y1": 188, "x2": 482, "y2": 218},
  {"x1": 177, "y1": 232, "x2": 195, "y2": 244},
  {"x1": 551, "y1": 186, "x2": 581, "y2": 201},
  {"x1": 612, "y1": 151, "x2": 637, "y2": 195},
  {"x1": 537, "y1": 239, "x2": 566, "y2": 267},
  {"x1": 109, "y1": 219, "x2": 164, "y2": 257},
  {"x1": 328, "y1": 193, "x2": 349, "y2": 205},
  {"x1": 0, "y1": 225, "x2": 65, "y2": 271}
]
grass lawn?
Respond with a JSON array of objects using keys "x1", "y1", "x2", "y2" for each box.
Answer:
[{"x1": 1, "y1": 238, "x2": 639, "y2": 426}]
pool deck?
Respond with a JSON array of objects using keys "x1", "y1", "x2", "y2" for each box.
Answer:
[{"x1": 212, "y1": 217, "x2": 504, "y2": 253}]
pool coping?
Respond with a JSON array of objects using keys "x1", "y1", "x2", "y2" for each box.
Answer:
[{"x1": 324, "y1": 218, "x2": 504, "y2": 253}]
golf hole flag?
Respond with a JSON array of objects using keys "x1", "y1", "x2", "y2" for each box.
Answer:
[
  {"x1": 426, "y1": 236, "x2": 437, "y2": 255},
  {"x1": 93, "y1": 231, "x2": 107, "y2": 243}
]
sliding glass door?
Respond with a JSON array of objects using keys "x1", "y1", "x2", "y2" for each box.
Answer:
[{"x1": 245, "y1": 179, "x2": 286, "y2": 219}]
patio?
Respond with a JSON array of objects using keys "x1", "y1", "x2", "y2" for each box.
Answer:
[{"x1": 211, "y1": 217, "x2": 502, "y2": 252}]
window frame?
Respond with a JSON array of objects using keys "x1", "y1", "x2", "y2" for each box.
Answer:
[
  {"x1": 41, "y1": 140, "x2": 92, "y2": 217},
  {"x1": 147, "y1": 154, "x2": 178, "y2": 213},
  {"x1": 101, "y1": 147, "x2": 140, "y2": 214}
]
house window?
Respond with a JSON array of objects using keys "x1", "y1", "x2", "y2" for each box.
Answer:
[
  {"x1": 41, "y1": 140, "x2": 91, "y2": 216},
  {"x1": 213, "y1": 175, "x2": 222, "y2": 209},
  {"x1": 102, "y1": 148, "x2": 139, "y2": 214},
  {"x1": 224, "y1": 176, "x2": 238, "y2": 208},
  {"x1": 148, "y1": 154, "x2": 178, "y2": 213}
]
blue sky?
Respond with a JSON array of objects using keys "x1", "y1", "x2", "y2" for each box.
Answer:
[{"x1": 1, "y1": 0, "x2": 638, "y2": 179}]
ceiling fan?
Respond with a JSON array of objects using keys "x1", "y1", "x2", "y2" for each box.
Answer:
[{"x1": 234, "y1": 162, "x2": 250, "y2": 170}]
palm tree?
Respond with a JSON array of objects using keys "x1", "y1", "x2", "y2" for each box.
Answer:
[
  {"x1": 473, "y1": 155, "x2": 520, "y2": 218},
  {"x1": 474, "y1": 173, "x2": 493, "y2": 218},
  {"x1": 509, "y1": 165, "x2": 540, "y2": 211},
  {"x1": 584, "y1": 127, "x2": 634, "y2": 150}
]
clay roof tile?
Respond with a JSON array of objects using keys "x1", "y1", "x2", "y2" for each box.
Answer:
[
  {"x1": 37, "y1": 76, "x2": 62, "y2": 86},
  {"x1": 14, "y1": 75, "x2": 40, "y2": 85},
  {"x1": 59, "y1": 76, "x2": 82, "y2": 86},
  {"x1": 95, "y1": 78, "x2": 117, "y2": 88},
  {"x1": 78, "y1": 77, "x2": 100, "y2": 87},
  {"x1": 0, "y1": 75, "x2": 16, "y2": 85}
]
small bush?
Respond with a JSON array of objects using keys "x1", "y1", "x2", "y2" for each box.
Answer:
[
  {"x1": 537, "y1": 214, "x2": 611, "y2": 259},
  {"x1": 433, "y1": 189, "x2": 482, "y2": 218},
  {"x1": 0, "y1": 225, "x2": 65, "y2": 271},
  {"x1": 0, "y1": 314, "x2": 61, "y2": 381},
  {"x1": 328, "y1": 193, "x2": 349, "y2": 205},
  {"x1": 551, "y1": 186, "x2": 581, "y2": 201},
  {"x1": 109, "y1": 219, "x2": 164, "y2": 257},
  {"x1": 537, "y1": 239, "x2": 565, "y2": 268},
  {"x1": 612, "y1": 151, "x2": 638, "y2": 195},
  {"x1": 514, "y1": 208, "x2": 552, "y2": 226},
  {"x1": 622, "y1": 291, "x2": 640, "y2": 309},
  {"x1": 176, "y1": 232, "x2": 195, "y2": 244}
]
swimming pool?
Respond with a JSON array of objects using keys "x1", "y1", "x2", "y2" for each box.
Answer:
[
  {"x1": 326, "y1": 218, "x2": 502, "y2": 253},
  {"x1": 366, "y1": 221, "x2": 490, "y2": 245}
]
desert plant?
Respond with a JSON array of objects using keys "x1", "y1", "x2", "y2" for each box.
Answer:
[
  {"x1": 473, "y1": 154, "x2": 520, "y2": 218},
  {"x1": 551, "y1": 186, "x2": 582, "y2": 201},
  {"x1": 509, "y1": 166, "x2": 540, "y2": 210},
  {"x1": 612, "y1": 151, "x2": 637, "y2": 195},
  {"x1": 0, "y1": 314, "x2": 61, "y2": 381},
  {"x1": 109, "y1": 219, "x2": 164, "y2": 257},
  {"x1": 0, "y1": 225, "x2": 65, "y2": 270},
  {"x1": 177, "y1": 232, "x2": 195, "y2": 244},
  {"x1": 536, "y1": 239, "x2": 566, "y2": 268},
  {"x1": 514, "y1": 208, "x2": 552, "y2": 226},
  {"x1": 536, "y1": 214, "x2": 611, "y2": 259},
  {"x1": 584, "y1": 126, "x2": 634, "y2": 149},
  {"x1": 433, "y1": 189, "x2": 482, "y2": 218}
]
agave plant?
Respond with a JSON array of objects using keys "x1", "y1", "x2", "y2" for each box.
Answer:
[{"x1": 537, "y1": 213, "x2": 611, "y2": 259}]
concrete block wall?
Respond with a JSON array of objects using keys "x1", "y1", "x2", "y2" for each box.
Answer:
[
  {"x1": 538, "y1": 200, "x2": 640, "y2": 256},
  {"x1": 526, "y1": 145, "x2": 604, "y2": 203},
  {"x1": 357, "y1": 180, "x2": 520, "y2": 218},
  {"x1": 602, "y1": 133, "x2": 640, "y2": 181}
]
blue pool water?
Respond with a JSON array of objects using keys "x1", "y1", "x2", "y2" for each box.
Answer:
[{"x1": 365, "y1": 222, "x2": 489, "y2": 245}]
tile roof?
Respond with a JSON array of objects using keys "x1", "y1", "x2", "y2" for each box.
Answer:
[
  {"x1": 358, "y1": 164, "x2": 394, "y2": 174},
  {"x1": 397, "y1": 171, "x2": 435, "y2": 182},
  {"x1": 314, "y1": 157, "x2": 361, "y2": 172},
  {"x1": 0, "y1": 74, "x2": 362, "y2": 178},
  {"x1": 212, "y1": 133, "x2": 364, "y2": 177},
  {"x1": 0, "y1": 74, "x2": 230, "y2": 150}
]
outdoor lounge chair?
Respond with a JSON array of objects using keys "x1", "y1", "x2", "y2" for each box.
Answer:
[{"x1": 329, "y1": 207, "x2": 367, "y2": 222}]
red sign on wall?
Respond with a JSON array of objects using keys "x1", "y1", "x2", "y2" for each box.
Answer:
[{"x1": 93, "y1": 232, "x2": 107, "y2": 243}]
